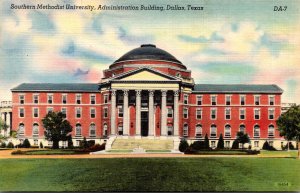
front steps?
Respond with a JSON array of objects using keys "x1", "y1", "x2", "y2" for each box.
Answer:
[{"x1": 109, "y1": 137, "x2": 178, "y2": 151}]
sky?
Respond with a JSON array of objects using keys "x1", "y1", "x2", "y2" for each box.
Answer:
[{"x1": 0, "y1": 0, "x2": 300, "y2": 103}]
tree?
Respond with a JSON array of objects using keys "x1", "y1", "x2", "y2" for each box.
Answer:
[
  {"x1": 204, "y1": 134, "x2": 210, "y2": 149},
  {"x1": 42, "y1": 111, "x2": 73, "y2": 149},
  {"x1": 276, "y1": 105, "x2": 300, "y2": 158},
  {"x1": 217, "y1": 133, "x2": 224, "y2": 149},
  {"x1": 236, "y1": 131, "x2": 250, "y2": 149},
  {"x1": 67, "y1": 135, "x2": 74, "y2": 149},
  {"x1": 179, "y1": 139, "x2": 189, "y2": 152},
  {"x1": 22, "y1": 139, "x2": 31, "y2": 148},
  {"x1": 231, "y1": 139, "x2": 239, "y2": 149}
]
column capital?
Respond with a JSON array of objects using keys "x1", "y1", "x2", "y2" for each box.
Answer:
[
  {"x1": 111, "y1": 89, "x2": 117, "y2": 96},
  {"x1": 136, "y1": 90, "x2": 142, "y2": 96},
  {"x1": 161, "y1": 90, "x2": 167, "y2": 96},
  {"x1": 148, "y1": 90, "x2": 154, "y2": 96},
  {"x1": 174, "y1": 90, "x2": 180, "y2": 96},
  {"x1": 123, "y1": 90, "x2": 129, "y2": 96}
]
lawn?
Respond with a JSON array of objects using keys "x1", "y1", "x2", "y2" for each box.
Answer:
[{"x1": 0, "y1": 158, "x2": 299, "y2": 192}]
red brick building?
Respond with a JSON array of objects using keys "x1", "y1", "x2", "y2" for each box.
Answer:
[{"x1": 11, "y1": 44, "x2": 284, "y2": 149}]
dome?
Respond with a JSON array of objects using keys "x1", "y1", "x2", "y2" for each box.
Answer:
[{"x1": 113, "y1": 44, "x2": 183, "y2": 64}]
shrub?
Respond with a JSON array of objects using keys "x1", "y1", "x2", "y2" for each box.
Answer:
[
  {"x1": 231, "y1": 139, "x2": 239, "y2": 149},
  {"x1": 204, "y1": 134, "x2": 209, "y2": 149},
  {"x1": 89, "y1": 143, "x2": 105, "y2": 152},
  {"x1": 0, "y1": 142, "x2": 6, "y2": 148},
  {"x1": 262, "y1": 141, "x2": 276, "y2": 151},
  {"x1": 22, "y1": 139, "x2": 31, "y2": 148},
  {"x1": 39, "y1": 142, "x2": 43, "y2": 149},
  {"x1": 190, "y1": 141, "x2": 206, "y2": 151},
  {"x1": 11, "y1": 150, "x2": 25, "y2": 155},
  {"x1": 179, "y1": 139, "x2": 189, "y2": 152},
  {"x1": 87, "y1": 140, "x2": 95, "y2": 148},
  {"x1": 217, "y1": 133, "x2": 224, "y2": 149},
  {"x1": 67, "y1": 136, "x2": 74, "y2": 149},
  {"x1": 80, "y1": 137, "x2": 89, "y2": 149},
  {"x1": 7, "y1": 142, "x2": 14, "y2": 148}
]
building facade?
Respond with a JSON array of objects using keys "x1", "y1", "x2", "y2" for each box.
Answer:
[
  {"x1": 11, "y1": 44, "x2": 285, "y2": 149},
  {"x1": 0, "y1": 101, "x2": 12, "y2": 137}
]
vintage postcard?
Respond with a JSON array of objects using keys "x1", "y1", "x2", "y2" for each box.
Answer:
[{"x1": 0, "y1": 0, "x2": 299, "y2": 192}]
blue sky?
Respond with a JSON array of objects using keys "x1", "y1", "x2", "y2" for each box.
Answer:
[{"x1": 1, "y1": 0, "x2": 300, "y2": 103}]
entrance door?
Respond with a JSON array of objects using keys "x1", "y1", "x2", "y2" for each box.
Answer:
[{"x1": 141, "y1": 112, "x2": 149, "y2": 136}]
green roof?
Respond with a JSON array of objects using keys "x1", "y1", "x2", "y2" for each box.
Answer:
[
  {"x1": 11, "y1": 83, "x2": 99, "y2": 92},
  {"x1": 193, "y1": 84, "x2": 283, "y2": 94}
]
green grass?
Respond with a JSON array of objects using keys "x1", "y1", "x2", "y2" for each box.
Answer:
[
  {"x1": 259, "y1": 150, "x2": 298, "y2": 157},
  {"x1": 0, "y1": 158, "x2": 299, "y2": 192},
  {"x1": 24, "y1": 150, "x2": 77, "y2": 155},
  {"x1": 106, "y1": 149, "x2": 133, "y2": 153}
]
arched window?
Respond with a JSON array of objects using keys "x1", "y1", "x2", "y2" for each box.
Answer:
[
  {"x1": 19, "y1": 123, "x2": 25, "y2": 135},
  {"x1": 195, "y1": 124, "x2": 202, "y2": 138},
  {"x1": 103, "y1": 123, "x2": 108, "y2": 136},
  {"x1": 168, "y1": 125, "x2": 173, "y2": 136},
  {"x1": 239, "y1": 124, "x2": 245, "y2": 133},
  {"x1": 118, "y1": 124, "x2": 123, "y2": 135},
  {"x1": 75, "y1": 123, "x2": 82, "y2": 136},
  {"x1": 33, "y1": 123, "x2": 39, "y2": 136},
  {"x1": 210, "y1": 124, "x2": 217, "y2": 138},
  {"x1": 183, "y1": 124, "x2": 188, "y2": 137},
  {"x1": 224, "y1": 124, "x2": 231, "y2": 138},
  {"x1": 268, "y1": 125, "x2": 275, "y2": 137},
  {"x1": 89, "y1": 123, "x2": 96, "y2": 137},
  {"x1": 254, "y1": 125, "x2": 260, "y2": 138}
]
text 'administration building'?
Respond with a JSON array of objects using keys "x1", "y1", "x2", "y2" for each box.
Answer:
[{"x1": 11, "y1": 44, "x2": 284, "y2": 149}]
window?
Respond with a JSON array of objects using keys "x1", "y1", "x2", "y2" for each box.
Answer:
[
  {"x1": 62, "y1": 94, "x2": 67, "y2": 104},
  {"x1": 118, "y1": 125, "x2": 123, "y2": 135},
  {"x1": 19, "y1": 123, "x2": 25, "y2": 135},
  {"x1": 76, "y1": 107, "x2": 81, "y2": 118},
  {"x1": 224, "y1": 124, "x2": 231, "y2": 138},
  {"x1": 47, "y1": 107, "x2": 53, "y2": 114},
  {"x1": 268, "y1": 125, "x2": 275, "y2": 137},
  {"x1": 254, "y1": 95, "x2": 260, "y2": 105},
  {"x1": 240, "y1": 95, "x2": 245, "y2": 105},
  {"x1": 167, "y1": 94, "x2": 173, "y2": 103},
  {"x1": 183, "y1": 108, "x2": 188, "y2": 119},
  {"x1": 196, "y1": 95, "x2": 202, "y2": 105},
  {"x1": 33, "y1": 123, "x2": 39, "y2": 136},
  {"x1": 183, "y1": 94, "x2": 188, "y2": 105},
  {"x1": 254, "y1": 108, "x2": 260, "y2": 120},
  {"x1": 117, "y1": 94, "x2": 124, "y2": 104},
  {"x1": 90, "y1": 108, "x2": 96, "y2": 118},
  {"x1": 183, "y1": 124, "x2": 188, "y2": 137},
  {"x1": 47, "y1": 94, "x2": 53, "y2": 104},
  {"x1": 19, "y1": 95, "x2": 25, "y2": 104},
  {"x1": 225, "y1": 108, "x2": 231, "y2": 120},
  {"x1": 254, "y1": 141, "x2": 259, "y2": 147},
  {"x1": 76, "y1": 140, "x2": 80, "y2": 147},
  {"x1": 90, "y1": 123, "x2": 96, "y2": 137},
  {"x1": 76, "y1": 94, "x2": 81, "y2": 104},
  {"x1": 33, "y1": 95, "x2": 39, "y2": 104},
  {"x1": 268, "y1": 108, "x2": 274, "y2": 120},
  {"x1": 168, "y1": 125, "x2": 173, "y2": 136},
  {"x1": 269, "y1": 95, "x2": 274, "y2": 105},
  {"x1": 61, "y1": 107, "x2": 67, "y2": 118},
  {"x1": 225, "y1": 95, "x2": 231, "y2": 105},
  {"x1": 211, "y1": 141, "x2": 216, "y2": 148},
  {"x1": 196, "y1": 108, "x2": 202, "y2": 119},
  {"x1": 254, "y1": 125, "x2": 260, "y2": 138},
  {"x1": 269, "y1": 141, "x2": 274, "y2": 147},
  {"x1": 104, "y1": 95, "x2": 108, "y2": 104},
  {"x1": 130, "y1": 94, "x2": 136, "y2": 104},
  {"x1": 103, "y1": 123, "x2": 108, "y2": 136},
  {"x1": 103, "y1": 107, "x2": 108, "y2": 118},
  {"x1": 211, "y1": 108, "x2": 216, "y2": 119},
  {"x1": 90, "y1": 95, "x2": 96, "y2": 104},
  {"x1": 33, "y1": 107, "x2": 39, "y2": 118},
  {"x1": 210, "y1": 124, "x2": 217, "y2": 138},
  {"x1": 34, "y1": 139, "x2": 38, "y2": 146},
  {"x1": 240, "y1": 108, "x2": 245, "y2": 120},
  {"x1": 19, "y1": 108, "x2": 24, "y2": 118},
  {"x1": 195, "y1": 124, "x2": 202, "y2": 138},
  {"x1": 118, "y1": 106, "x2": 123, "y2": 118},
  {"x1": 211, "y1": 95, "x2": 217, "y2": 105},
  {"x1": 75, "y1": 124, "x2": 82, "y2": 136},
  {"x1": 167, "y1": 108, "x2": 173, "y2": 118},
  {"x1": 225, "y1": 141, "x2": 230, "y2": 148},
  {"x1": 239, "y1": 124, "x2": 245, "y2": 133}
]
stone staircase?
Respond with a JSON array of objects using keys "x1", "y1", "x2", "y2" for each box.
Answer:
[{"x1": 110, "y1": 138, "x2": 175, "y2": 150}]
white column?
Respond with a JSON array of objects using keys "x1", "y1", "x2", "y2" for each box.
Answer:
[
  {"x1": 1, "y1": 112, "x2": 4, "y2": 121},
  {"x1": 135, "y1": 90, "x2": 141, "y2": 136},
  {"x1": 6, "y1": 112, "x2": 11, "y2": 137},
  {"x1": 173, "y1": 90, "x2": 179, "y2": 136},
  {"x1": 161, "y1": 90, "x2": 167, "y2": 136},
  {"x1": 110, "y1": 90, "x2": 116, "y2": 135},
  {"x1": 123, "y1": 90, "x2": 129, "y2": 135},
  {"x1": 148, "y1": 90, "x2": 154, "y2": 136}
]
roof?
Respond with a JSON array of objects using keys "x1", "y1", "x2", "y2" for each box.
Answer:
[
  {"x1": 11, "y1": 83, "x2": 99, "y2": 92},
  {"x1": 193, "y1": 84, "x2": 283, "y2": 94},
  {"x1": 113, "y1": 44, "x2": 183, "y2": 65}
]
